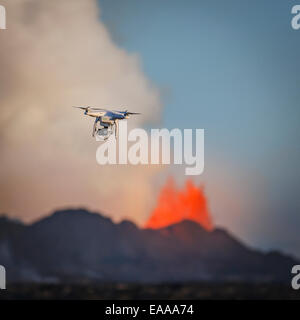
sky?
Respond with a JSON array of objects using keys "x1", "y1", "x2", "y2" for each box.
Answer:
[
  {"x1": 98, "y1": 0, "x2": 300, "y2": 257},
  {"x1": 0, "y1": 0, "x2": 299, "y2": 258}
]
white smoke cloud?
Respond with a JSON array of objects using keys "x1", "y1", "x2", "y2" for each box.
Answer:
[{"x1": 0, "y1": 0, "x2": 163, "y2": 224}]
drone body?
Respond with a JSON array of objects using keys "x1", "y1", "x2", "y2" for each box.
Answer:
[{"x1": 73, "y1": 106, "x2": 140, "y2": 140}]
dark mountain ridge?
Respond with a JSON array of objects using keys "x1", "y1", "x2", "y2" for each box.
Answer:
[{"x1": 0, "y1": 209, "x2": 297, "y2": 283}]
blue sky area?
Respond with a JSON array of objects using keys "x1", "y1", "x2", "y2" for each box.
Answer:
[{"x1": 98, "y1": 0, "x2": 300, "y2": 257}]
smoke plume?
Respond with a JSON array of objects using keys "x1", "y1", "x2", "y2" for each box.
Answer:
[{"x1": 0, "y1": 0, "x2": 162, "y2": 224}]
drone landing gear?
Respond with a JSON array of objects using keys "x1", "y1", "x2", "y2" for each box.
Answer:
[
  {"x1": 92, "y1": 117, "x2": 101, "y2": 137},
  {"x1": 93, "y1": 118, "x2": 118, "y2": 141}
]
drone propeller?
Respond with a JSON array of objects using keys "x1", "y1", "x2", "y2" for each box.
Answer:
[
  {"x1": 73, "y1": 106, "x2": 141, "y2": 115},
  {"x1": 73, "y1": 106, "x2": 89, "y2": 110},
  {"x1": 124, "y1": 110, "x2": 141, "y2": 116},
  {"x1": 73, "y1": 106, "x2": 108, "y2": 111}
]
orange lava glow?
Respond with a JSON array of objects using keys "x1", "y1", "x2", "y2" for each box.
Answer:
[{"x1": 145, "y1": 179, "x2": 214, "y2": 231}]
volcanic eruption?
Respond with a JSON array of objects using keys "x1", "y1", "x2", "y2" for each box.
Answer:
[{"x1": 145, "y1": 178, "x2": 214, "y2": 230}]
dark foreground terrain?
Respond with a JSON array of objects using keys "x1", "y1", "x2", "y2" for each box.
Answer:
[{"x1": 0, "y1": 283, "x2": 299, "y2": 300}]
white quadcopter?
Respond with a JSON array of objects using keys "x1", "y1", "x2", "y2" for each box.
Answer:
[{"x1": 73, "y1": 106, "x2": 140, "y2": 140}]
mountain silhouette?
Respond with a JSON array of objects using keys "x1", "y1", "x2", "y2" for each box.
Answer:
[{"x1": 0, "y1": 209, "x2": 297, "y2": 283}]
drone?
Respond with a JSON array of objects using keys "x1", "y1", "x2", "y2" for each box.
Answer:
[{"x1": 73, "y1": 106, "x2": 141, "y2": 140}]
